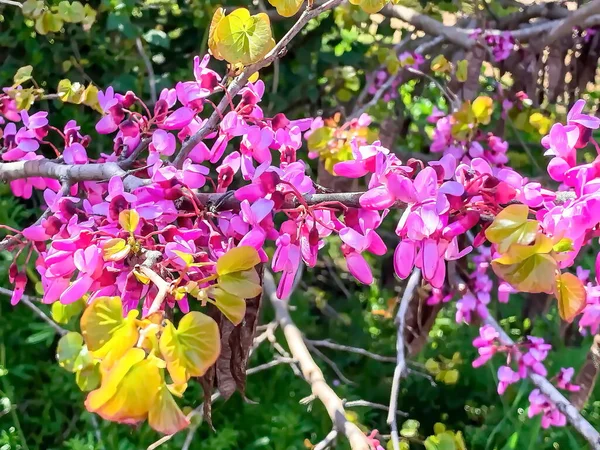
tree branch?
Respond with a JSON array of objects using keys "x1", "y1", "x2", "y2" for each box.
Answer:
[
  {"x1": 135, "y1": 37, "x2": 157, "y2": 105},
  {"x1": 263, "y1": 270, "x2": 373, "y2": 450},
  {"x1": 388, "y1": 268, "x2": 421, "y2": 450},
  {"x1": 484, "y1": 315, "x2": 600, "y2": 449},
  {"x1": 542, "y1": 0, "x2": 600, "y2": 47},
  {"x1": 0, "y1": 287, "x2": 67, "y2": 336}
]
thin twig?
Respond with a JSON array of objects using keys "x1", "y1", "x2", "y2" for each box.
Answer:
[
  {"x1": 387, "y1": 269, "x2": 421, "y2": 450},
  {"x1": 0, "y1": 287, "x2": 67, "y2": 336},
  {"x1": 314, "y1": 429, "x2": 339, "y2": 450},
  {"x1": 345, "y1": 399, "x2": 408, "y2": 416},
  {"x1": 135, "y1": 37, "x2": 157, "y2": 104},
  {"x1": 306, "y1": 340, "x2": 356, "y2": 385},
  {"x1": 0, "y1": 0, "x2": 23, "y2": 8},
  {"x1": 306, "y1": 339, "x2": 396, "y2": 363}
]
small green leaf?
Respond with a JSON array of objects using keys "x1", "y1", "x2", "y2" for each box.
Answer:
[
  {"x1": 456, "y1": 60, "x2": 468, "y2": 82},
  {"x1": 13, "y1": 66, "x2": 33, "y2": 87}
]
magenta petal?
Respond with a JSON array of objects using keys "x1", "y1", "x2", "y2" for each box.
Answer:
[
  {"x1": 345, "y1": 252, "x2": 373, "y2": 284},
  {"x1": 340, "y1": 227, "x2": 368, "y2": 252},
  {"x1": 60, "y1": 276, "x2": 94, "y2": 304},
  {"x1": 359, "y1": 187, "x2": 395, "y2": 210},
  {"x1": 333, "y1": 160, "x2": 368, "y2": 178},
  {"x1": 162, "y1": 107, "x2": 195, "y2": 130},
  {"x1": 394, "y1": 240, "x2": 416, "y2": 279},
  {"x1": 421, "y1": 238, "x2": 439, "y2": 281},
  {"x1": 547, "y1": 157, "x2": 570, "y2": 182},
  {"x1": 366, "y1": 230, "x2": 387, "y2": 256}
]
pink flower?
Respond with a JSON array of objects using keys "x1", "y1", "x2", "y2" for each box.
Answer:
[
  {"x1": 497, "y1": 366, "x2": 521, "y2": 395},
  {"x1": 556, "y1": 367, "x2": 581, "y2": 392}
]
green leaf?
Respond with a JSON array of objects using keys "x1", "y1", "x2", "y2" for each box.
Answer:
[
  {"x1": 143, "y1": 29, "x2": 170, "y2": 49},
  {"x1": 57, "y1": 1, "x2": 85, "y2": 23},
  {"x1": 56, "y1": 332, "x2": 93, "y2": 373},
  {"x1": 209, "y1": 287, "x2": 246, "y2": 325},
  {"x1": 219, "y1": 270, "x2": 262, "y2": 298},
  {"x1": 213, "y1": 8, "x2": 275, "y2": 66},
  {"x1": 76, "y1": 363, "x2": 101, "y2": 391},
  {"x1": 217, "y1": 246, "x2": 260, "y2": 276},
  {"x1": 51, "y1": 298, "x2": 85, "y2": 324},
  {"x1": 456, "y1": 59, "x2": 468, "y2": 82},
  {"x1": 431, "y1": 55, "x2": 450, "y2": 73},
  {"x1": 485, "y1": 204, "x2": 539, "y2": 253},
  {"x1": 57, "y1": 79, "x2": 85, "y2": 103}
]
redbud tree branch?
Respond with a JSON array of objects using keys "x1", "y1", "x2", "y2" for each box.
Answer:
[
  {"x1": 263, "y1": 271, "x2": 373, "y2": 450},
  {"x1": 484, "y1": 315, "x2": 600, "y2": 450}
]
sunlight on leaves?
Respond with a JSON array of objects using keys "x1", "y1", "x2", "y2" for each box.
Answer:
[{"x1": 485, "y1": 204, "x2": 539, "y2": 253}]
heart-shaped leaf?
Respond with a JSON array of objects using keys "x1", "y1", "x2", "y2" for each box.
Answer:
[
  {"x1": 267, "y1": 0, "x2": 303, "y2": 17},
  {"x1": 485, "y1": 204, "x2": 539, "y2": 253},
  {"x1": 555, "y1": 272, "x2": 586, "y2": 322}
]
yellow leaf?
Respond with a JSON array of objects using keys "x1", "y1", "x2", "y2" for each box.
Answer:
[
  {"x1": 82, "y1": 84, "x2": 102, "y2": 113},
  {"x1": 76, "y1": 362, "x2": 101, "y2": 392},
  {"x1": 214, "y1": 8, "x2": 275, "y2": 66},
  {"x1": 57, "y1": 79, "x2": 85, "y2": 104},
  {"x1": 348, "y1": 0, "x2": 389, "y2": 13},
  {"x1": 267, "y1": 0, "x2": 303, "y2": 17},
  {"x1": 209, "y1": 286, "x2": 246, "y2": 325},
  {"x1": 529, "y1": 112, "x2": 552, "y2": 135},
  {"x1": 80, "y1": 296, "x2": 139, "y2": 368},
  {"x1": 85, "y1": 348, "x2": 161, "y2": 424},
  {"x1": 35, "y1": 11, "x2": 63, "y2": 35},
  {"x1": 555, "y1": 272, "x2": 586, "y2": 322},
  {"x1": 443, "y1": 369, "x2": 459, "y2": 384},
  {"x1": 159, "y1": 312, "x2": 221, "y2": 384},
  {"x1": 485, "y1": 204, "x2": 539, "y2": 253},
  {"x1": 148, "y1": 384, "x2": 190, "y2": 434},
  {"x1": 430, "y1": 55, "x2": 451, "y2": 73},
  {"x1": 208, "y1": 7, "x2": 225, "y2": 60},
  {"x1": 118, "y1": 209, "x2": 140, "y2": 233},
  {"x1": 456, "y1": 59, "x2": 468, "y2": 82},
  {"x1": 491, "y1": 235, "x2": 558, "y2": 294},
  {"x1": 216, "y1": 246, "x2": 260, "y2": 275},
  {"x1": 173, "y1": 250, "x2": 194, "y2": 267},
  {"x1": 248, "y1": 71, "x2": 260, "y2": 83},
  {"x1": 472, "y1": 95, "x2": 493, "y2": 125},
  {"x1": 101, "y1": 238, "x2": 131, "y2": 261}
]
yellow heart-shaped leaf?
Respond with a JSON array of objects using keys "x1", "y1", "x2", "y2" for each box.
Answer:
[
  {"x1": 485, "y1": 204, "x2": 539, "y2": 253},
  {"x1": 267, "y1": 0, "x2": 303, "y2": 17},
  {"x1": 209, "y1": 286, "x2": 246, "y2": 325},
  {"x1": 159, "y1": 312, "x2": 221, "y2": 384},
  {"x1": 555, "y1": 272, "x2": 586, "y2": 322},
  {"x1": 148, "y1": 384, "x2": 190, "y2": 434}
]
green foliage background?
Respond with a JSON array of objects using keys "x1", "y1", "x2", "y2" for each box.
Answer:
[{"x1": 1, "y1": 1, "x2": 600, "y2": 449}]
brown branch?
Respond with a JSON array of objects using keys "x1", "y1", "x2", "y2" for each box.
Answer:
[{"x1": 263, "y1": 271, "x2": 373, "y2": 450}]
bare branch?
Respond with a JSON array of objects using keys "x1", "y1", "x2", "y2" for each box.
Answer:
[
  {"x1": 314, "y1": 429, "x2": 339, "y2": 450},
  {"x1": 306, "y1": 339, "x2": 397, "y2": 363},
  {"x1": 135, "y1": 37, "x2": 157, "y2": 104},
  {"x1": 263, "y1": 271, "x2": 372, "y2": 450},
  {"x1": 0, "y1": 0, "x2": 22, "y2": 7},
  {"x1": 345, "y1": 399, "x2": 407, "y2": 416},
  {"x1": 0, "y1": 287, "x2": 67, "y2": 336},
  {"x1": 543, "y1": 0, "x2": 600, "y2": 48},
  {"x1": 484, "y1": 315, "x2": 600, "y2": 449},
  {"x1": 388, "y1": 269, "x2": 421, "y2": 450}
]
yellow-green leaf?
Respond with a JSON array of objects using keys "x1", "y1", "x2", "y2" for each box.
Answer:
[
  {"x1": 555, "y1": 272, "x2": 586, "y2": 322},
  {"x1": 76, "y1": 362, "x2": 101, "y2": 392},
  {"x1": 472, "y1": 95, "x2": 493, "y2": 125},
  {"x1": 52, "y1": 298, "x2": 85, "y2": 324},
  {"x1": 217, "y1": 246, "x2": 260, "y2": 275},
  {"x1": 456, "y1": 59, "x2": 468, "y2": 82},
  {"x1": 485, "y1": 204, "x2": 539, "y2": 253},
  {"x1": 57, "y1": 1, "x2": 85, "y2": 23},
  {"x1": 267, "y1": 0, "x2": 303, "y2": 17},
  {"x1": 443, "y1": 369, "x2": 459, "y2": 385},
  {"x1": 219, "y1": 270, "x2": 262, "y2": 298},
  {"x1": 119, "y1": 209, "x2": 140, "y2": 233},
  {"x1": 13, "y1": 65, "x2": 33, "y2": 87},
  {"x1": 348, "y1": 0, "x2": 389, "y2": 14},
  {"x1": 57, "y1": 331, "x2": 90, "y2": 373},
  {"x1": 80, "y1": 296, "x2": 139, "y2": 368},
  {"x1": 21, "y1": 0, "x2": 44, "y2": 18},
  {"x1": 214, "y1": 8, "x2": 275, "y2": 66},
  {"x1": 529, "y1": 112, "x2": 552, "y2": 135},
  {"x1": 208, "y1": 7, "x2": 225, "y2": 60},
  {"x1": 209, "y1": 287, "x2": 246, "y2": 325},
  {"x1": 85, "y1": 348, "x2": 161, "y2": 424},
  {"x1": 35, "y1": 11, "x2": 63, "y2": 35},
  {"x1": 159, "y1": 312, "x2": 221, "y2": 384},
  {"x1": 148, "y1": 384, "x2": 190, "y2": 434},
  {"x1": 491, "y1": 235, "x2": 557, "y2": 294},
  {"x1": 57, "y1": 79, "x2": 85, "y2": 104},
  {"x1": 82, "y1": 84, "x2": 101, "y2": 112},
  {"x1": 431, "y1": 55, "x2": 451, "y2": 73}
]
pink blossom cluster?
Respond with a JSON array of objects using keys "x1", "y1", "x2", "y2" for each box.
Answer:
[
  {"x1": 367, "y1": 51, "x2": 424, "y2": 102},
  {"x1": 472, "y1": 325, "x2": 579, "y2": 428},
  {"x1": 470, "y1": 29, "x2": 515, "y2": 62}
]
